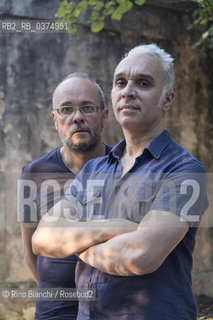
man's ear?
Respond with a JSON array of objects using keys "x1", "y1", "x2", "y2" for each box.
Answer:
[
  {"x1": 51, "y1": 111, "x2": 58, "y2": 130},
  {"x1": 102, "y1": 108, "x2": 109, "y2": 129},
  {"x1": 162, "y1": 92, "x2": 175, "y2": 111}
]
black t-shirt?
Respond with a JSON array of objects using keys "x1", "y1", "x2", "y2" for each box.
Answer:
[{"x1": 19, "y1": 145, "x2": 111, "y2": 320}]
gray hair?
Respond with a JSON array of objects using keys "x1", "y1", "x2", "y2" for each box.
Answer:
[
  {"x1": 125, "y1": 43, "x2": 175, "y2": 98},
  {"x1": 52, "y1": 72, "x2": 106, "y2": 109}
]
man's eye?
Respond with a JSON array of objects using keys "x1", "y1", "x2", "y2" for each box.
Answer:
[
  {"x1": 81, "y1": 105, "x2": 96, "y2": 114},
  {"x1": 138, "y1": 80, "x2": 150, "y2": 87},
  {"x1": 60, "y1": 106, "x2": 73, "y2": 114},
  {"x1": 116, "y1": 79, "x2": 126, "y2": 87}
]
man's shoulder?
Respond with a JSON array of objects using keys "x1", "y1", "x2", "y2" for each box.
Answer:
[
  {"x1": 166, "y1": 139, "x2": 206, "y2": 172},
  {"x1": 22, "y1": 147, "x2": 61, "y2": 174}
]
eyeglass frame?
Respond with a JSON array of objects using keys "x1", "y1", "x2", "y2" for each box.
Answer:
[{"x1": 53, "y1": 104, "x2": 102, "y2": 117}]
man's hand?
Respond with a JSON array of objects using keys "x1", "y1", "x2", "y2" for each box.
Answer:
[
  {"x1": 32, "y1": 199, "x2": 138, "y2": 258},
  {"x1": 77, "y1": 210, "x2": 189, "y2": 276}
]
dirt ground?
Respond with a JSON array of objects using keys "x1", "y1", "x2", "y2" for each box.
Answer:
[{"x1": 197, "y1": 296, "x2": 213, "y2": 320}]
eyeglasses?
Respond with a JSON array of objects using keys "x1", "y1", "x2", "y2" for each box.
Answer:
[{"x1": 55, "y1": 104, "x2": 101, "y2": 117}]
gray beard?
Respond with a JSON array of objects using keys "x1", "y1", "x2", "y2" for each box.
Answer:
[
  {"x1": 62, "y1": 128, "x2": 101, "y2": 154},
  {"x1": 64, "y1": 136, "x2": 99, "y2": 153}
]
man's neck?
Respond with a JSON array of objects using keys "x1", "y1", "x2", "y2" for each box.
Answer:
[
  {"x1": 60, "y1": 141, "x2": 105, "y2": 174},
  {"x1": 120, "y1": 127, "x2": 164, "y2": 178},
  {"x1": 123, "y1": 123, "x2": 165, "y2": 157}
]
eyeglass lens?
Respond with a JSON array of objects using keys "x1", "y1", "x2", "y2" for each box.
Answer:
[{"x1": 57, "y1": 105, "x2": 98, "y2": 116}]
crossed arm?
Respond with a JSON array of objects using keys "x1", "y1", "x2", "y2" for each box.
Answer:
[
  {"x1": 22, "y1": 199, "x2": 137, "y2": 283},
  {"x1": 77, "y1": 210, "x2": 189, "y2": 275},
  {"x1": 32, "y1": 199, "x2": 139, "y2": 258},
  {"x1": 32, "y1": 199, "x2": 189, "y2": 276}
]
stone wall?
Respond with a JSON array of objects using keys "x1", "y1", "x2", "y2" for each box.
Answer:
[{"x1": 0, "y1": 0, "x2": 212, "y2": 305}]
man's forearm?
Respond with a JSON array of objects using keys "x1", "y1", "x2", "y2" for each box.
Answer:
[
  {"x1": 32, "y1": 216, "x2": 138, "y2": 258},
  {"x1": 77, "y1": 230, "x2": 140, "y2": 276},
  {"x1": 77, "y1": 210, "x2": 189, "y2": 276}
]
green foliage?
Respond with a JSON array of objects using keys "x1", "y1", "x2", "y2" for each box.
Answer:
[
  {"x1": 57, "y1": 0, "x2": 146, "y2": 33},
  {"x1": 134, "y1": 0, "x2": 145, "y2": 4},
  {"x1": 111, "y1": 1, "x2": 133, "y2": 21},
  {"x1": 57, "y1": 0, "x2": 213, "y2": 53},
  {"x1": 188, "y1": 0, "x2": 213, "y2": 52},
  {"x1": 91, "y1": 21, "x2": 105, "y2": 32}
]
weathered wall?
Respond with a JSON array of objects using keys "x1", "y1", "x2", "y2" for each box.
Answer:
[{"x1": 0, "y1": 0, "x2": 212, "y2": 305}]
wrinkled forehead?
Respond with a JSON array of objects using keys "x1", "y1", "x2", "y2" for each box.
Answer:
[
  {"x1": 54, "y1": 77, "x2": 100, "y2": 105},
  {"x1": 114, "y1": 53, "x2": 165, "y2": 80}
]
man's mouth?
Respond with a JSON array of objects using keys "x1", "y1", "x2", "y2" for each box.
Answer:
[
  {"x1": 71, "y1": 128, "x2": 90, "y2": 136},
  {"x1": 120, "y1": 105, "x2": 140, "y2": 111}
]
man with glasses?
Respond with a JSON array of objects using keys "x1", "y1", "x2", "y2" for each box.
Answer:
[
  {"x1": 32, "y1": 45, "x2": 208, "y2": 320},
  {"x1": 20, "y1": 73, "x2": 136, "y2": 320}
]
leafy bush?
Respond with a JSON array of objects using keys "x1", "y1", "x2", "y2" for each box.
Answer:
[
  {"x1": 57, "y1": 0, "x2": 146, "y2": 33},
  {"x1": 188, "y1": 0, "x2": 213, "y2": 52},
  {"x1": 57, "y1": 0, "x2": 213, "y2": 52}
]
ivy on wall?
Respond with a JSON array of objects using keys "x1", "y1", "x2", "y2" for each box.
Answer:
[
  {"x1": 187, "y1": 0, "x2": 213, "y2": 52},
  {"x1": 57, "y1": 0, "x2": 213, "y2": 52},
  {"x1": 57, "y1": 0, "x2": 146, "y2": 33}
]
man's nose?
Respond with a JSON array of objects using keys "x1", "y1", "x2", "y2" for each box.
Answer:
[
  {"x1": 121, "y1": 81, "x2": 136, "y2": 99},
  {"x1": 72, "y1": 109, "x2": 85, "y2": 123}
]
